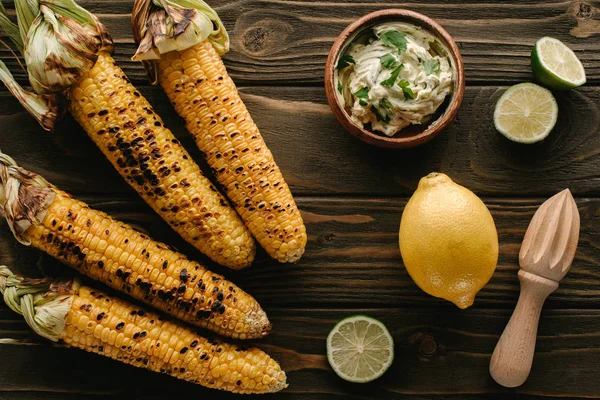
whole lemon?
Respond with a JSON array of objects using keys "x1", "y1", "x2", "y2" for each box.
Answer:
[{"x1": 399, "y1": 173, "x2": 498, "y2": 309}]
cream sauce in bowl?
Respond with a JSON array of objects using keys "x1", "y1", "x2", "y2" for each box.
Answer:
[{"x1": 335, "y1": 22, "x2": 455, "y2": 137}]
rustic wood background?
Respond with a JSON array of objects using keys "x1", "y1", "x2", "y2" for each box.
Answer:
[{"x1": 1, "y1": 0, "x2": 600, "y2": 398}]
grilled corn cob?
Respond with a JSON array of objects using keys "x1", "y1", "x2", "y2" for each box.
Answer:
[
  {"x1": 0, "y1": 151, "x2": 269, "y2": 339},
  {"x1": 0, "y1": 266, "x2": 288, "y2": 394},
  {"x1": 68, "y1": 52, "x2": 255, "y2": 269},
  {"x1": 132, "y1": 0, "x2": 307, "y2": 263},
  {"x1": 0, "y1": 0, "x2": 255, "y2": 270}
]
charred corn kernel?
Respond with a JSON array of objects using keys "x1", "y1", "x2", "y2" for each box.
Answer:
[
  {"x1": 157, "y1": 42, "x2": 307, "y2": 263},
  {"x1": 0, "y1": 269, "x2": 287, "y2": 394},
  {"x1": 22, "y1": 187, "x2": 270, "y2": 339},
  {"x1": 68, "y1": 51, "x2": 255, "y2": 270}
]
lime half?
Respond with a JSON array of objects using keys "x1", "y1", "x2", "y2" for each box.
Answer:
[
  {"x1": 494, "y1": 83, "x2": 558, "y2": 144},
  {"x1": 531, "y1": 37, "x2": 586, "y2": 90},
  {"x1": 326, "y1": 315, "x2": 394, "y2": 383}
]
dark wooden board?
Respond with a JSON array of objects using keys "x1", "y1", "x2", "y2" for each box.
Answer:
[
  {"x1": 1, "y1": 195, "x2": 600, "y2": 310},
  {"x1": 1, "y1": 307, "x2": 600, "y2": 399},
  {"x1": 1, "y1": 85, "x2": 600, "y2": 197},
  {"x1": 1, "y1": 0, "x2": 599, "y2": 85},
  {"x1": 0, "y1": 0, "x2": 599, "y2": 398}
]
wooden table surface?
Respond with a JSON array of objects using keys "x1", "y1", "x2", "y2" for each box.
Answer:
[{"x1": 1, "y1": 0, "x2": 600, "y2": 398}]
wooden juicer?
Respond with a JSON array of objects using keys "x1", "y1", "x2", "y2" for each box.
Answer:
[{"x1": 490, "y1": 189, "x2": 580, "y2": 388}]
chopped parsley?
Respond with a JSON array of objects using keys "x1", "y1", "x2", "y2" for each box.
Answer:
[
  {"x1": 337, "y1": 81, "x2": 343, "y2": 94},
  {"x1": 380, "y1": 53, "x2": 397, "y2": 69},
  {"x1": 337, "y1": 54, "x2": 355, "y2": 70},
  {"x1": 398, "y1": 80, "x2": 414, "y2": 99},
  {"x1": 423, "y1": 59, "x2": 440, "y2": 75},
  {"x1": 354, "y1": 86, "x2": 369, "y2": 99},
  {"x1": 354, "y1": 86, "x2": 369, "y2": 106},
  {"x1": 380, "y1": 98, "x2": 394, "y2": 111},
  {"x1": 380, "y1": 30, "x2": 407, "y2": 54},
  {"x1": 381, "y1": 65, "x2": 403, "y2": 87},
  {"x1": 371, "y1": 105, "x2": 390, "y2": 123}
]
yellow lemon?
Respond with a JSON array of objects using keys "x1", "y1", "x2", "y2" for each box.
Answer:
[{"x1": 399, "y1": 173, "x2": 498, "y2": 309}]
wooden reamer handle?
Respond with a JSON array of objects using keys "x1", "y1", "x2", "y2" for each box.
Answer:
[{"x1": 489, "y1": 270, "x2": 558, "y2": 388}]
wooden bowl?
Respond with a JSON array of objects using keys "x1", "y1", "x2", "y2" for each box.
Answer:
[{"x1": 324, "y1": 9, "x2": 465, "y2": 149}]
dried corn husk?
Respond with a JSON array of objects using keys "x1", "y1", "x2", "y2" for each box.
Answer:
[
  {"x1": 0, "y1": 5, "x2": 64, "y2": 129},
  {"x1": 132, "y1": 0, "x2": 228, "y2": 84},
  {"x1": 15, "y1": 0, "x2": 113, "y2": 94},
  {"x1": 0, "y1": 0, "x2": 112, "y2": 129},
  {"x1": 0, "y1": 151, "x2": 56, "y2": 244},
  {"x1": 0, "y1": 266, "x2": 76, "y2": 341},
  {"x1": 0, "y1": 59, "x2": 63, "y2": 130},
  {"x1": 0, "y1": 2, "x2": 23, "y2": 53}
]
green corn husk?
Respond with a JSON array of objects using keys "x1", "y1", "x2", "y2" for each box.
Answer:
[
  {"x1": 0, "y1": 4, "x2": 62, "y2": 130},
  {"x1": 0, "y1": 2, "x2": 24, "y2": 53},
  {"x1": 0, "y1": 0, "x2": 113, "y2": 130},
  {"x1": 0, "y1": 265, "x2": 77, "y2": 341},
  {"x1": 16, "y1": 0, "x2": 113, "y2": 94},
  {"x1": 0, "y1": 58, "x2": 63, "y2": 130},
  {"x1": 131, "y1": 0, "x2": 228, "y2": 84}
]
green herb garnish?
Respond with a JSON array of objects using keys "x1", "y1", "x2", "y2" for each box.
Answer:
[
  {"x1": 354, "y1": 86, "x2": 369, "y2": 106},
  {"x1": 337, "y1": 54, "x2": 355, "y2": 70},
  {"x1": 398, "y1": 80, "x2": 414, "y2": 99},
  {"x1": 381, "y1": 65, "x2": 403, "y2": 87},
  {"x1": 380, "y1": 30, "x2": 407, "y2": 54},
  {"x1": 380, "y1": 98, "x2": 394, "y2": 111},
  {"x1": 380, "y1": 53, "x2": 397, "y2": 69},
  {"x1": 371, "y1": 105, "x2": 390, "y2": 123},
  {"x1": 423, "y1": 59, "x2": 440, "y2": 75},
  {"x1": 354, "y1": 86, "x2": 369, "y2": 99},
  {"x1": 337, "y1": 81, "x2": 343, "y2": 94}
]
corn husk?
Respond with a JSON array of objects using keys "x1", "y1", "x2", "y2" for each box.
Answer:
[
  {"x1": 0, "y1": 0, "x2": 112, "y2": 130},
  {"x1": 0, "y1": 2, "x2": 24, "y2": 53},
  {"x1": 15, "y1": 0, "x2": 113, "y2": 94},
  {"x1": 0, "y1": 59, "x2": 64, "y2": 131},
  {"x1": 0, "y1": 265, "x2": 76, "y2": 341},
  {"x1": 132, "y1": 0, "x2": 228, "y2": 84},
  {"x1": 0, "y1": 150, "x2": 56, "y2": 245},
  {"x1": 0, "y1": 4, "x2": 63, "y2": 130}
]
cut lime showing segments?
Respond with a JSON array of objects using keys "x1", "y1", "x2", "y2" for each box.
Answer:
[
  {"x1": 531, "y1": 37, "x2": 586, "y2": 90},
  {"x1": 326, "y1": 315, "x2": 394, "y2": 383},
  {"x1": 494, "y1": 83, "x2": 558, "y2": 144}
]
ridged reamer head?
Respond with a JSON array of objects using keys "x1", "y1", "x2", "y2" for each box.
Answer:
[{"x1": 519, "y1": 189, "x2": 580, "y2": 282}]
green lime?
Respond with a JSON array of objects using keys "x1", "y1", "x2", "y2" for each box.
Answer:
[
  {"x1": 531, "y1": 37, "x2": 586, "y2": 90},
  {"x1": 494, "y1": 83, "x2": 558, "y2": 144},
  {"x1": 326, "y1": 315, "x2": 394, "y2": 383}
]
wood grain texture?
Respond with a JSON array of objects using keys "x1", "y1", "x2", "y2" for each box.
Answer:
[
  {"x1": 1, "y1": 85, "x2": 600, "y2": 197},
  {"x1": 0, "y1": 0, "x2": 599, "y2": 85},
  {"x1": 0, "y1": 0, "x2": 598, "y2": 398},
  {"x1": 1, "y1": 195, "x2": 600, "y2": 310},
  {"x1": 0, "y1": 307, "x2": 599, "y2": 399}
]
